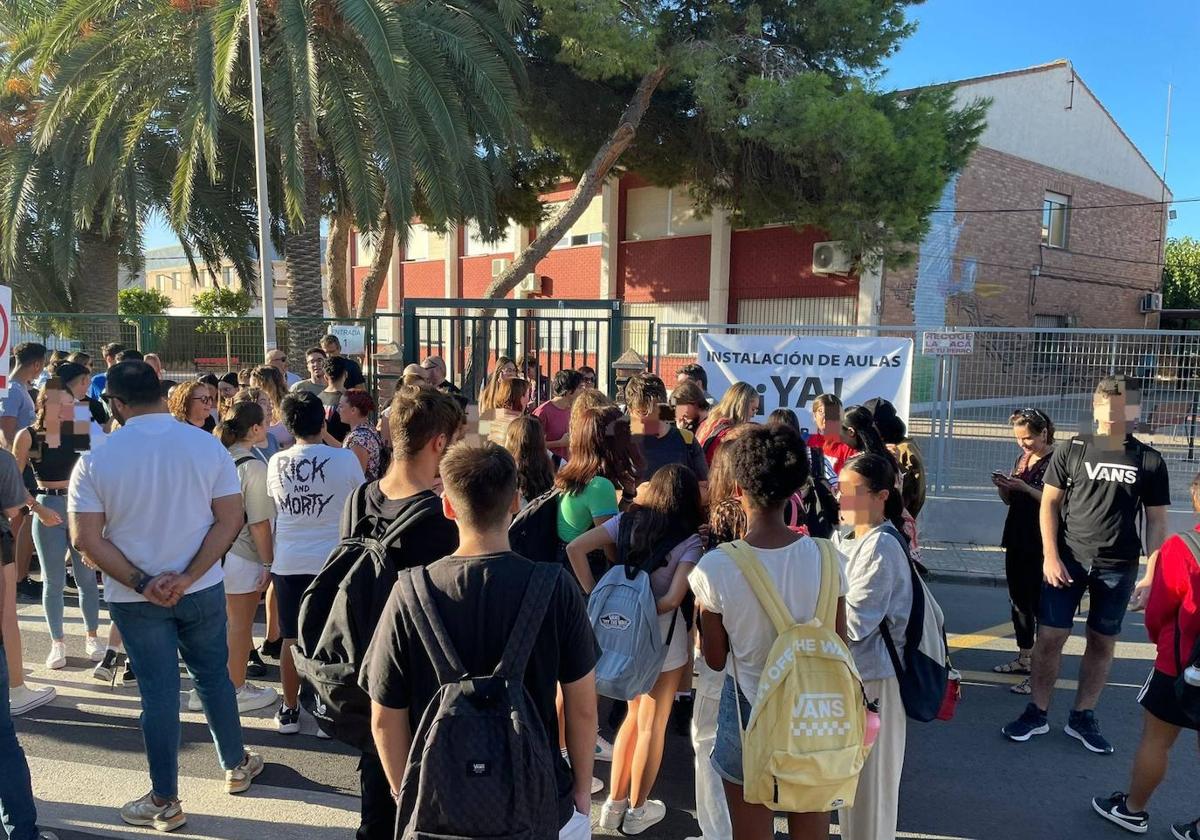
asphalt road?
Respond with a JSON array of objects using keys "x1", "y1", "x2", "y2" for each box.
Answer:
[{"x1": 9, "y1": 580, "x2": 1198, "y2": 839}]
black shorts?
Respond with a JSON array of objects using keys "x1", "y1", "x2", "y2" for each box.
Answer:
[
  {"x1": 1039, "y1": 557, "x2": 1137, "y2": 636},
  {"x1": 1138, "y1": 669, "x2": 1198, "y2": 731},
  {"x1": 272, "y1": 573, "x2": 316, "y2": 640}
]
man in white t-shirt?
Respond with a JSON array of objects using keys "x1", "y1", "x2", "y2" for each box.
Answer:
[
  {"x1": 266, "y1": 390, "x2": 364, "y2": 734},
  {"x1": 267, "y1": 349, "x2": 302, "y2": 388},
  {"x1": 68, "y1": 361, "x2": 264, "y2": 832},
  {"x1": 688, "y1": 425, "x2": 848, "y2": 840}
]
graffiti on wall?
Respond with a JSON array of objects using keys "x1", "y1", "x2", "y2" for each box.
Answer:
[{"x1": 912, "y1": 174, "x2": 979, "y2": 331}]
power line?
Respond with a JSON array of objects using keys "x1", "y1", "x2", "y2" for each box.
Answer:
[{"x1": 930, "y1": 196, "x2": 1198, "y2": 214}]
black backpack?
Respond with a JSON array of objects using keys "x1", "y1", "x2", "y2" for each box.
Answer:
[
  {"x1": 1172, "y1": 531, "x2": 1200, "y2": 725},
  {"x1": 394, "y1": 563, "x2": 561, "y2": 840},
  {"x1": 292, "y1": 485, "x2": 444, "y2": 750},
  {"x1": 509, "y1": 488, "x2": 562, "y2": 563},
  {"x1": 799, "y1": 446, "x2": 840, "y2": 539}
]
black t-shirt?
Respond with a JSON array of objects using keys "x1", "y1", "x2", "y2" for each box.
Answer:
[
  {"x1": 633, "y1": 425, "x2": 709, "y2": 484},
  {"x1": 342, "y1": 356, "x2": 366, "y2": 390},
  {"x1": 360, "y1": 552, "x2": 597, "y2": 828},
  {"x1": 1044, "y1": 435, "x2": 1171, "y2": 567},
  {"x1": 345, "y1": 484, "x2": 458, "y2": 569}
]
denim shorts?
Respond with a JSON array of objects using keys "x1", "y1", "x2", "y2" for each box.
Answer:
[
  {"x1": 711, "y1": 676, "x2": 753, "y2": 785},
  {"x1": 1039, "y1": 557, "x2": 1138, "y2": 636}
]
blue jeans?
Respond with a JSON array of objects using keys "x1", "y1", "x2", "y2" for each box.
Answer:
[
  {"x1": 0, "y1": 645, "x2": 40, "y2": 840},
  {"x1": 109, "y1": 582, "x2": 244, "y2": 800},
  {"x1": 34, "y1": 494, "x2": 100, "y2": 639}
]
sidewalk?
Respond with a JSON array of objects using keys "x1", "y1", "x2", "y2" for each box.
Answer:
[{"x1": 921, "y1": 541, "x2": 1006, "y2": 587}]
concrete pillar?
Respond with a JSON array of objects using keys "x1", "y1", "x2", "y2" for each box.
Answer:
[
  {"x1": 383, "y1": 227, "x2": 402, "y2": 344},
  {"x1": 708, "y1": 208, "x2": 732, "y2": 329},
  {"x1": 857, "y1": 253, "x2": 883, "y2": 326},
  {"x1": 599, "y1": 180, "x2": 619, "y2": 301}
]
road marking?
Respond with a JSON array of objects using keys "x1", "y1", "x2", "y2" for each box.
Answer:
[
  {"x1": 948, "y1": 622, "x2": 1014, "y2": 651},
  {"x1": 958, "y1": 669, "x2": 1143, "y2": 692}
]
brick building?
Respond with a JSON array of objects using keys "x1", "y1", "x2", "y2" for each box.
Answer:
[{"x1": 350, "y1": 59, "x2": 1169, "y2": 363}]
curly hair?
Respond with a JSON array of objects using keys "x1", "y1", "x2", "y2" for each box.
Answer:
[
  {"x1": 168, "y1": 380, "x2": 210, "y2": 424},
  {"x1": 726, "y1": 425, "x2": 809, "y2": 508}
]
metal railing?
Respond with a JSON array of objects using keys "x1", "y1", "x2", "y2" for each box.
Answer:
[{"x1": 651, "y1": 322, "x2": 1200, "y2": 502}]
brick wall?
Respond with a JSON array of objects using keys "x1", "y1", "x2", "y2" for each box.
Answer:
[
  {"x1": 882, "y1": 146, "x2": 1164, "y2": 329},
  {"x1": 398, "y1": 261, "x2": 443, "y2": 298},
  {"x1": 619, "y1": 236, "x2": 711, "y2": 302},
  {"x1": 729, "y1": 227, "x2": 857, "y2": 322},
  {"x1": 537, "y1": 245, "x2": 602, "y2": 298}
]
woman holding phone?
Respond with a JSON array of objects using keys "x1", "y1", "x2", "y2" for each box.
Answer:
[{"x1": 992, "y1": 408, "x2": 1055, "y2": 694}]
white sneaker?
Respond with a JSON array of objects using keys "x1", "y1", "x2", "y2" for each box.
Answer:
[
  {"x1": 599, "y1": 798, "x2": 628, "y2": 831},
  {"x1": 45, "y1": 641, "x2": 67, "y2": 670},
  {"x1": 623, "y1": 800, "x2": 667, "y2": 835},
  {"x1": 186, "y1": 688, "x2": 203, "y2": 712},
  {"x1": 9, "y1": 684, "x2": 56, "y2": 716},
  {"x1": 591, "y1": 776, "x2": 604, "y2": 795},
  {"x1": 85, "y1": 636, "x2": 105, "y2": 662},
  {"x1": 595, "y1": 734, "x2": 615, "y2": 762},
  {"x1": 235, "y1": 683, "x2": 278, "y2": 713}
]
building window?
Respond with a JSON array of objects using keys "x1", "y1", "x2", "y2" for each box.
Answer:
[
  {"x1": 355, "y1": 232, "x2": 378, "y2": 266},
  {"x1": 171, "y1": 272, "x2": 181, "y2": 291},
  {"x1": 1033, "y1": 314, "x2": 1068, "y2": 359},
  {"x1": 1041, "y1": 191, "x2": 1070, "y2": 249},
  {"x1": 404, "y1": 224, "x2": 431, "y2": 262},
  {"x1": 155, "y1": 275, "x2": 167, "y2": 292},
  {"x1": 546, "y1": 196, "x2": 604, "y2": 249},
  {"x1": 464, "y1": 220, "x2": 515, "y2": 257},
  {"x1": 664, "y1": 327, "x2": 698, "y2": 357},
  {"x1": 625, "y1": 187, "x2": 708, "y2": 241},
  {"x1": 223, "y1": 266, "x2": 234, "y2": 286}
]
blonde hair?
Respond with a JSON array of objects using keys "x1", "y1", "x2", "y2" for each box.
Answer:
[
  {"x1": 249, "y1": 365, "x2": 285, "y2": 425},
  {"x1": 699, "y1": 382, "x2": 758, "y2": 440}
]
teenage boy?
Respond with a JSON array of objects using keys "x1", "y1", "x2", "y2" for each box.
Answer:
[
  {"x1": 626, "y1": 374, "x2": 708, "y2": 484},
  {"x1": 349, "y1": 387, "x2": 462, "y2": 840},
  {"x1": 320, "y1": 334, "x2": 366, "y2": 390},
  {"x1": 69, "y1": 361, "x2": 262, "y2": 831},
  {"x1": 806, "y1": 393, "x2": 855, "y2": 474},
  {"x1": 86, "y1": 342, "x2": 125, "y2": 402},
  {"x1": 1005, "y1": 376, "x2": 1170, "y2": 753},
  {"x1": 290, "y1": 347, "x2": 329, "y2": 396},
  {"x1": 672, "y1": 380, "x2": 709, "y2": 435},
  {"x1": 361, "y1": 442, "x2": 598, "y2": 839}
]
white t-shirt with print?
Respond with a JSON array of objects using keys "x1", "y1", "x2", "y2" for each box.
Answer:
[
  {"x1": 68, "y1": 413, "x2": 242, "y2": 603},
  {"x1": 267, "y1": 443, "x2": 363, "y2": 576},
  {"x1": 689, "y1": 537, "x2": 848, "y2": 701}
]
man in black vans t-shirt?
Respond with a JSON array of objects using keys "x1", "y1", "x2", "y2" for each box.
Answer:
[
  {"x1": 1004, "y1": 376, "x2": 1169, "y2": 754},
  {"x1": 361, "y1": 442, "x2": 597, "y2": 839}
]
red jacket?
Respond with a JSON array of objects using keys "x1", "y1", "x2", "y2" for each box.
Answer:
[
  {"x1": 1145, "y1": 526, "x2": 1200, "y2": 677},
  {"x1": 808, "y1": 434, "x2": 857, "y2": 474}
]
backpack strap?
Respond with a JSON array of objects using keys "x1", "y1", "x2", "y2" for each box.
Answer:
[
  {"x1": 340, "y1": 482, "x2": 373, "y2": 540},
  {"x1": 377, "y1": 493, "x2": 440, "y2": 551},
  {"x1": 811, "y1": 538, "x2": 839, "y2": 629},
  {"x1": 493, "y1": 563, "x2": 560, "y2": 680},
  {"x1": 723, "y1": 540, "x2": 811, "y2": 635},
  {"x1": 233, "y1": 456, "x2": 257, "y2": 468},
  {"x1": 399, "y1": 568, "x2": 467, "y2": 686}
]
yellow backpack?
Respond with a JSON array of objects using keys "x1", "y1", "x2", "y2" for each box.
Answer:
[{"x1": 723, "y1": 538, "x2": 870, "y2": 812}]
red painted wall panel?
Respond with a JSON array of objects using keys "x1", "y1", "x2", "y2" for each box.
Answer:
[
  {"x1": 620, "y1": 236, "x2": 711, "y2": 303},
  {"x1": 729, "y1": 227, "x2": 857, "y2": 303},
  {"x1": 536, "y1": 246, "x2": 602, "y2": 299},
  {"x1": 400, "y1": 261, "x2": 443, "y2": 299}
]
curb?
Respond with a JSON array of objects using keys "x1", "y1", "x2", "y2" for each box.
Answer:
[{"x1": 925, "y1": 569, "x2": 1006, "y2": 588}]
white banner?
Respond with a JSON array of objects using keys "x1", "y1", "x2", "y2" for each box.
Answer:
[{"x1": 697, "y1": 333, "x2": 913, "y2": 430}]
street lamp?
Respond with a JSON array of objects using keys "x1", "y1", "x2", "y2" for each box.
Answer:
[{"x1": 246, "y1": 0, "x2": 276, "y2": 353}]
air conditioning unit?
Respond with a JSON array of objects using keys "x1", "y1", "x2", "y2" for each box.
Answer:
[
  {"x1": 1139, "y1": 292, "x2": 1163, "y2": 313},
  {"x1": 490, "y1": 257, "x2": 510, "y2": 278},
  {"x1": 812, "y1": 240, "x2": 852, "y2": 275},
  {"x1": 516, "y1": 274, "x2": 542, "y2": 298}
]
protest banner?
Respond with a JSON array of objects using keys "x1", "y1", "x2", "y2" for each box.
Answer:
[{"x1": 697, "y1": 333, "x2": 913, "y2": 428}]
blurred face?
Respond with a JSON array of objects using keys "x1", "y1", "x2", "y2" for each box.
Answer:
[
  {"x1": 1094, "y1": 392, "x2": 1131, "y2": 436},
  {"x1": 267, "y1": 351, "x2": 288, "y2": 375},
  {"x1": 422, "y1": 359, "x2": 446, "y2": 386},
  {"x1": 837, "y1": 468, "x2": 887, "y2": 528},
  {"x1": 750, "y1": 397, "x2": 761, "y2": 417},
  {"x1": 189, "y1": 389, "x2": 213, "y2": 424},
  {"x1": 254, "y1": 394, "x2": 274, "y2": 422},
  {"x1": 813, "y1": 403, "x2": 839, "y2": 437},
  {"x1": 499, "y1": 362, "x2": 517, "y2": 380},
  {"x1": 307, "y1": 353, "x2": 327, "y2": 381},
  {"x1": 64, "y1": 375, "x2": 89, "y2": 401},
  {"x1": 1012, "y1": 422, "x2": 1047, "y2": 455},
  {"x1": 249, "y1": 422, "x2": 268, "y2": 446},
  {"x1": 579, "y1": 370, "x2": 596, "y2": 389},
  {"x1": 218, "y1": 381, "x2": 238, "y2": 400},
  {"x1": 675, "y1": 402, "x2": 704, "y2": 432}
]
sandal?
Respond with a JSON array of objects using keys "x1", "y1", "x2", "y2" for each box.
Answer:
[
  {"x1": 1010, "y1": 678, "x2": 1032, "y2": 695},
  {"x1": 994, "y1": 655, "x2": 1032, "y2": 675}
]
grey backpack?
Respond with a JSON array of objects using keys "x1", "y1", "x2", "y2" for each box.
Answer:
[
  {"x1": 588, "y1": 516, "x2": 678, "y2": 701},
  {"x1": 393, "y1": 563, "x2": 561, "y2": 840}
]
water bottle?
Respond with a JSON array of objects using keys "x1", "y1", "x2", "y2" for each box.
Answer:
[
  {"x1": 864, "y1": 700, "x2": 882, "y2": 748},
  {"x1": 1185, "y1": 661, "x2": 1200, "y2": 687}
]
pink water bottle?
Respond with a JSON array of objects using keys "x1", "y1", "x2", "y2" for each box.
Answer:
[{"x1": 864, "y1": 701, "x2": 882, "y2": 748}]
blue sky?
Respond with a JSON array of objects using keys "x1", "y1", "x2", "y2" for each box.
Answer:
[
  {"x1": 145, "y1": 0, "x2": 1200, "y2": 250},
  {"x1": 882, "y1": 0, "x2": 1199, "y2": 240}
]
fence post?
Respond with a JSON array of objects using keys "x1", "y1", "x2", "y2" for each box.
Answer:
[
  {"x1": 1108, "y1": 335, "x2": 1118, "y2": 374},
  {"x1": 607, "y1": 301, "x2": 624, "y2": 399},
  {"x1": 401, "y1": 303, "x2": 417, "y2": 365}
]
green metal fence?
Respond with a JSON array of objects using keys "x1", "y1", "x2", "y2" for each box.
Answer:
[{"x1": 13, "y1": 312, "x2": 377, "y2": 394}]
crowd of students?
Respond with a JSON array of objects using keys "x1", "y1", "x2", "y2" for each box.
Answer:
[{"x1": 1, "y1": 343, "x2": 1198, "y2": 840}]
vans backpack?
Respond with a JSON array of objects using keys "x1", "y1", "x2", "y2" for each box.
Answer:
[
  {"x1": 292, "y1": 485, "x2": 444, "y2": 749},
  {"x1": 877, "y1": 523, "x2": 954, "y2": 722},
  {"x1": 393, "y1": 564, "x2": 561, "y2": 840},
  {"x1": 509, "y1": 488, "x2": 562, "y2": 564},
  {"x1": 588, "y1": 515, "x2": 679, "y2": 701},
  {"x1": 1171, "y1": 531, "x2": 1200, "y2": 724},
  {"x1": 723, "y1": 538, "x2": 869, "y2": 813}
]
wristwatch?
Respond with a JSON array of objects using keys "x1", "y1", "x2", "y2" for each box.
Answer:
[{"x1": 133, "y1": 571, "x2": 150, "y2": 595}]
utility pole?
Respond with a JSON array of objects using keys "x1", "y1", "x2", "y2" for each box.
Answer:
[{"x1": 247, "y1": 0, "x2": 276, "y2": 353}]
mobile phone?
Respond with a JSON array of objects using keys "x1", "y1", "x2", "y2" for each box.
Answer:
[{"x1": 991, "y1": 470, "x2": 1007, "y2": 478}]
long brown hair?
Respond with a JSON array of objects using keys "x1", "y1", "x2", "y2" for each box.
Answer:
[
  {"x1": 479, "y1": 356, "x2": 516, "y2": 411},
  {"x1": 556, "y1": 405, "x2": 638, "y2": 496},
  {"x1": 493, "y1": 377, "x2": 529, "y2": 412},
  {"x1": 706, "y1": 423, "x2": 757, "y2": 545},
  {"x1": 250, "y1": 365, "x2": 285, "y2": 424},
  {"x1": 621, "y1": 464, "x2": 702, "y2": 569},
  {"x1": 504, "y1": 415, "x2": 555, "y2": 502}
]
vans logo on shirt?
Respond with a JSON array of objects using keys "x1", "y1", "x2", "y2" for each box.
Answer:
[
  {"x1": 1084, "y1": 461, "x2": 1138, "y2": 484},
  {"x1": 599, "y1": 612, "x2": 631, "y2": 631}
]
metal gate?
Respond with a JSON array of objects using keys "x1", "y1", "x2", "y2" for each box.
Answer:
[{"x1": 401, "y1": 298, "x2": 653, "y2": 400}]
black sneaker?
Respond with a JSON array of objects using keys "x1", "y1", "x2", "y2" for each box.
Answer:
[
  {"x1": 259, "y1": 638, "x2": 283, "y2": 660},
  {"x1": 1067, "y1": 709, "x2": 1114, "y2": 754},
  {"x1": 1092, "y1": 792, "x2": 1148, "y2": 834},
  {"x1": 93, "y1": 649, "x2": 120, "y2": 683},
  {"x1": 671, "y1": 694, "x2": 694, "y2": 737},
  {"x1": 1002, "y1": 703, "x2": 1049, "y2": 742},
  {"x1": 15, "y1": 577, "x2": 42, "y2": 602},
  {"x1": 276, "y1": 703, "x2": 301, "y2": 734},
  {"x1": 246, "y1": 648, "x2": 267, "y2": 679},
  {"x1": 1172, "y1": 819, "x2": 1200, "y2": 840},
  {"x1": 121, "y1": 655, "x2": 136, "y2": 684}
]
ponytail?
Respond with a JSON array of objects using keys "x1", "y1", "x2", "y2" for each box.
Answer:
[
  {"x1": 843, "y1": 452, "x2": 906, "y2": 533},
  {"x1": 217, "y1": 401, "x2": 264, "y2": 448},
  {"x1": 842, "y1": 405, "x2": 889, "y2": 458}
]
